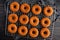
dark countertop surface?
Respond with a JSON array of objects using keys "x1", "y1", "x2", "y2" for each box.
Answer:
[{"x1": 0, "y1": 0, "x2": 60, "y2": 40}]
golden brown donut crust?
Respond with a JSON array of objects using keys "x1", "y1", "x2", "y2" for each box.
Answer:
[
  {"x1": 10, "y1": 2, "x2": 19, "y2": 12},
  {"x1": 32, "y1": 4, "x2": 42, "y2": 15},
  {"x1": 8, "y1": 14, "x2": 18, "y2": 23},
  {"x1": 41, "y1": 18, "x2": 51, "y2": 27},
  {"x1": 20, "y1": 3, "x2": 30, "y2": 13},
  {"x1": 43, "y1": 6, "x2": 53, "y2": 16},
  {"x1": 29, "y1": 28, "x2": 39, "y2": 38},
  {"x1": 19, "y1": 15, "x2": 29, "y2": 24},
  {"x1": 18, "y1": 26, "x2": 28, "y2": 36},
  {"x1": 8, "y1": 24, "x2": 17, "y2": 34},
  {"x1": 30, "y1": 16, "x2": 39, "y2": 26},
  {"x1": 40, "y1": 28, "x2": 50, "y2": 38}
]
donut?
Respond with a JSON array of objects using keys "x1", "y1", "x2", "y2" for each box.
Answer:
[
  {"x1": 8, "y1": 24, "x2": 17, "y2": 34},
  {"x1": 29, "y1": 28, "x2": 39, "y2": 38},
  {"x1": 19, "y1": 15, "x2": 29, "y2": 25},
  {"x1": 10, "y1": 2, "x2": 19, "y2": 12},
  {"x1": 8, "y1": 14, "x2": 18, "y2": 23},
  {"x1": 18, "y1": 26, "x2": 28, "y2": 36},
  {"x1": 32, "y1": 4, "x2": 42, "y2": 15},
  {"x1": 43, "y1": 6, "x2": 53, "y2": 16},
  {"x1": 41, "y1": 18, "x2": 51, "y2": 27},
  {"x1": 30, "y1": 16, "x2": 39, "y2": 26},
  {"x1": 40, "y1": 28, "x2": 50, "y2": 38},
  {"x1": 20, "y1": 3, "x2": 30, "y2": 13}
]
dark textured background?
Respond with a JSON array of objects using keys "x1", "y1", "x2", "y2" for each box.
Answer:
[
  {"x1": 0, "y1": 0, "x2": 60, "y2": 40},
  {"x1": 53, "y1": 0, "x2": 60, "y2": 40}
]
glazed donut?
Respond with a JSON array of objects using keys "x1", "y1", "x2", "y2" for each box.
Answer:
[
  {"x1": 8, "y1": 24, "x2": 17, "y2": 34},
  {"x1": 43, "y1": 6, "x2": 53, "y2": 16},
  {"x1": 30, "y1": 16, "x2": 39, "y2": 26},
  {"x1": 40, "y1": 28, "x2": 50, "y2": 38},
  {"x1": 32, "y1": 4, "x2": 42, "y2": 15},
  {"x1": 18, "y1": 26, "x2": 28, "y2": 36},
  {"x1": 19, "y1": 15, "x2": 29, "y2": 25},
  {"x1": 41, "y1": 18, "x2": 51, "y2": 27},
  {"x1": 10, "y1": 2, "x2": 19, "y2": 12},
  {"x1": 8, "y1": 14, "x2": 18, "y2": 23},
  {"x1": 20, "y1": 3, "x2": 30, "y2": 13},
  {"x1": 29, "y1": 28, "x2": 39, "y2": 38}
]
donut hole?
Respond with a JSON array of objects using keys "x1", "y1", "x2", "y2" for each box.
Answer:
[
  {"x1": 33, "y1": 19, "x2": 36, "y2": 23},
  {"x1": 22, "y1": 29, "x2": 25, "y2": 33},
  {"x1": 47, "y1": 9, "x2": 50, "y2": 13},
  {"x1": 24, "y1": 7, "x2": 27, "y2": 10},
  {"x1": 35, "y1": 8, "x2": 39, "y2": 11},
  {"x1": 44, "y1": 20, "x2": 48, "y2": 24},
  {"x1": 12, "y1": 16, "x2": 15, "y2": 20},
  {"x1": 14, "y1": 5, "x2": 16, "y2": 8},
  {"x1": 23, "y1": 18, "x2": 26, "y2": 21},
  {"x1": 11, "y1": 27, "x2": 14, "y2": 30},
  {"x1": 32, "y1": 31, "x2": 36, "y2": 34},
  {"x1": 44, "y1": 31, "x2": 47, "y2": 35}
]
